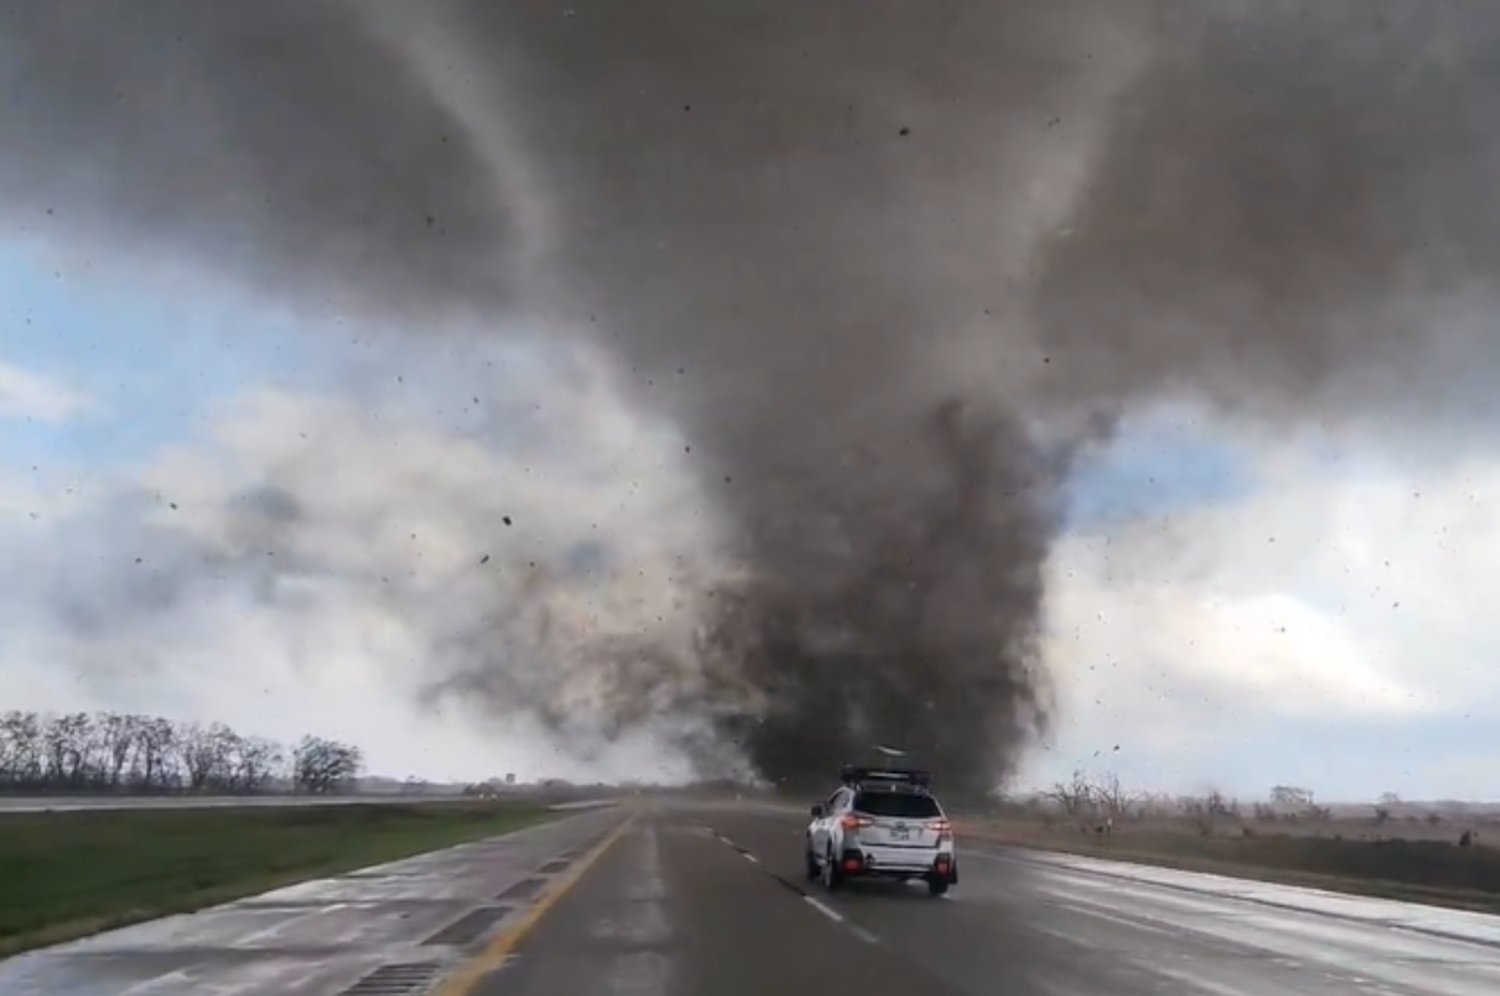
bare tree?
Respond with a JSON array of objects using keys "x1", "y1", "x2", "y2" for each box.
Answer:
[
  {"x1": 1046, "y1": 769, "x2": 1096, "y2": 826},
  {"x1": 1183, "y1": 790, "x2": 1236, "y2": 837},
  {"x1": 234, "y1": 736, "x2": 285, "y2": 793},
  {"x1": 43, "y1": 712, "x2": 92, "y2": 788},
  {"x1": 292, "y1": 735, "x2": 364, "y2": 794},
  {"x1": 1092, "y1": 772, "x2": 1139, "y2": 819},
  {"x1": 97, "y1": 712, "x2": 138, "y2": 789},
  {"x1": 178, "y1": 722, "x2": 221, "y2": 792},
  {"x1": 1270, "y1": 785, "x2": 1314, "y2": 809},
  {"x1": 0, "y1": 710, "x2": 361, "y2": 797},
  {"x1": 0, "y1": 710, "x2": 43, "y2": 787},
  {"x1": 136, "y1": 715, "x2": 178, "y2": 790}
]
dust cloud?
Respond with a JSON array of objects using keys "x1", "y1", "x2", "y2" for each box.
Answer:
[{"x1": 1, "y1": 1, "x2": 1497, "y2": 794}]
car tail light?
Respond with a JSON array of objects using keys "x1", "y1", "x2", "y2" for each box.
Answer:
[
  {"x1": 843, "y1": 857, "x2": 862, "y2": 873},
  {"x1": 840, "y1": 814, "x2": 874, "y2": 831},
  {"x1": 926, "y1": 817, "x2": 953, "y2": 840}
]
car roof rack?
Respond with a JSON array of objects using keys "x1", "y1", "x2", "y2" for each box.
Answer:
[{"x1": 839, "y1": 763, "x2": 931, "y2": 791}]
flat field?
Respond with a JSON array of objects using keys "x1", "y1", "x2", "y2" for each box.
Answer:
[{"x1": 0, "y1": 800, "x2": 555, "y2": 956}]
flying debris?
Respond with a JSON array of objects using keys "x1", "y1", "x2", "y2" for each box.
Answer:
[{"x1": 1, "y1": 1, "x2": 1497, "y2": 796}]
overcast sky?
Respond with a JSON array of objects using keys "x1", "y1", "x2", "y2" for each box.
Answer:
[{"x1": 3, "y1": 233, "x2": 1496, "y2": 804}]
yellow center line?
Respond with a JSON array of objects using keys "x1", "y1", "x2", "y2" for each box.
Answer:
[{"x1": 430, "y1": 809, "x2": 641, "y2": 996}]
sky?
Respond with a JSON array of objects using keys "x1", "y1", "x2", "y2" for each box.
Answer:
[{"x1": 3, "y1": 233, "x2": 1500, "y2": 805}]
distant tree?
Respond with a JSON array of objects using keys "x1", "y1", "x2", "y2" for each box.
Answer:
[
  {"x1": 1046, "y1": 770, "x2": 1096, "y2": 823},
  {"x1": 236, "y1": 736, "x2": 286, "y2": 793},
  {"x1": 292, "y1": 735, "x2": 364, "y2": 794},
  {"x1": 1182, "y1": 790, "x2": 1237, "y2": 836},
  {"x1": 1091, "y1": 772, "x2": 1139, "y2": 819},
  {"x1": 0, "y1": 709, "x2": 361, "y2": 797},
  {"x1": 1270, "y1": 785, "x2": 1314, "y2": 808}
]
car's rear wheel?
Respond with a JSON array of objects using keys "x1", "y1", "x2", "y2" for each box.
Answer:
[
  {"x1": 927, "y1": 876, "x2": 949, "y2": 897},
  {"x1": 822, "y1": 846, "x2": 843, "y2": 891}
]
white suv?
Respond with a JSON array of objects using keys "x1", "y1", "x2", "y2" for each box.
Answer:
[{"x1": 804, "y1": 765, "x2": 957, "y2": 896}]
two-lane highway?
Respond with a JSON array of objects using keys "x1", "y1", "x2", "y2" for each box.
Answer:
[
  {"x1": 5, "y1": 800, "x2": 1500, "y2": 994},
  {"x1": 476, "y1": 804, "x2": 964, "y2": 996},
  {"x1": 688, "y1": 805, "x2": 1500, "y2": 996}
]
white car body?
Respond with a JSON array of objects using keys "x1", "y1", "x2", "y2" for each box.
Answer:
[{"x1": 804, "y1": 768, "x2": 957, "y2": 895}]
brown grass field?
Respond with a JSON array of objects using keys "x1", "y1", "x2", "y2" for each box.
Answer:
[{"x1": 955, "y1": 808, "x2": 1500, "y2": 914}]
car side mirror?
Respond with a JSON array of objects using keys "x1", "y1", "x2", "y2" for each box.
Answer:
[{"x1": 810, "y1": 804, "x2": 825, "y2": 818}]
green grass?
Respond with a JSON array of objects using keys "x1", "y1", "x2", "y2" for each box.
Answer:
[
  {"x1": 961, "y1": 820, "x2": 1500, "y2": 914},
  {"x1": 0, "y1": 801, "x2": 556, "y2": 956}
]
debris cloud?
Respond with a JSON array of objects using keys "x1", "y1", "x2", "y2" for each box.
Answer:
[{"x1": 3, "y1": 1, "x2": 1498, "y2": 793}]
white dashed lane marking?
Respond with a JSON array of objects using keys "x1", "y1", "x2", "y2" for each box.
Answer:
[
  {"x1": 803, "y1": 896, "x2": 845, "y2": 923},
  {"x1": 698, "y1": 824, "x2": 877, "y2": 945},
  {"x1": 803, "y1": 897, "x2": 878, "y2": 944}
]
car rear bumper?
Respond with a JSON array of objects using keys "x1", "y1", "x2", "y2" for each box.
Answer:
[{"x1": 840, "y1": 845, "x2": 957, "y2": 881}]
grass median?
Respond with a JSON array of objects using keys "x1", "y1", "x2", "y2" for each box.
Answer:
[
  {"x1": 957, "y1": 816, "x2": 1500, "y2": 914},
  {"x1": 0, "y1": 800, "x2": 557, "y2": 956}
]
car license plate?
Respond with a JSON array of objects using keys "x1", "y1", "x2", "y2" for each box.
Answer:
[{"x1": 890, "y1": 826, "x2": 911, "y2": 842}]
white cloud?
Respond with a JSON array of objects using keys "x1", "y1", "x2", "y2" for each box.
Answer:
[
  {"x1": 1032, "y1": 442, "x2": 1500, "y2": 795},
  {"x1": 0, "y1": 335, "x2": 724, "y2": 783},
  {"x1": 0, "y1": 357, "x2": 93, "y2": 422},
  {"x1": 7, "y1": 322, "x2": 1500, "y2": 798}
]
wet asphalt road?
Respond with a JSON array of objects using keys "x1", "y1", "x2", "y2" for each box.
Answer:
[
  {"x1": 5, "y1": 799, "x2": 1500, "y2": 995},
  {"x1": 497, "y1": 802, "x2": 1500, "y2": 996}
]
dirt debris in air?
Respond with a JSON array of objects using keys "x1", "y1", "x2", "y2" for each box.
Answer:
[{"x1": 0, "y1": 1, "x2": 1497, "y2": 794}]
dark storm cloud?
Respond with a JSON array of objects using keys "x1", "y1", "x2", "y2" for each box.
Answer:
[
  {"x1": 0, "y1": 1, "x2": 527, "y2": 318},
  {"x1": 3, "y1": 0, "x2": 1498, "y2": 793},
  {"x1": 1029, "y1": 2, "x2": 1500, "y2": 424}
]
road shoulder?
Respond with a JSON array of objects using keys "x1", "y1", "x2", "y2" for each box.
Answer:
[{"x1": 0, "y1": 807, "x2": 624, "y2": 996}]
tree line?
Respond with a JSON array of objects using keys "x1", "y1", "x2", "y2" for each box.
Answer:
[
  {"x1": 0, "y1": 710, "x2": 365, "y2": 795},
  {"x1": 1036, "y1": 771, "x2": 1466, "y2": 832}
]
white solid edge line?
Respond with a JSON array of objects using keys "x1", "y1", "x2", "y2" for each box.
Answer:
[{"x1": 803, "y1": 895, "x2": 845, "y2": 923}]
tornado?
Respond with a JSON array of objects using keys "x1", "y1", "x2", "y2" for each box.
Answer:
[{"x1": 2, "y1": 1, "x2": 1497, "y2": 795}]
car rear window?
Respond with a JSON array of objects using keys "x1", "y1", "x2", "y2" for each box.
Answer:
[{"x1": 853, "y1": 790, "x2": 941, "y2": 818}]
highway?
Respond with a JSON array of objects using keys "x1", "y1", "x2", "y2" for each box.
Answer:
[{"x1": 3, "y1": 799, "x2": 1499, "y2": 995}]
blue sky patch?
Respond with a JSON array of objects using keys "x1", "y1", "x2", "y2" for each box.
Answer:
[
  {"x1": 2, "y1": 237, "x2": 1262, "y2": 533},
  {"x1": 1064, "y1": 407, "x2": 1258, "y2": 528}
]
